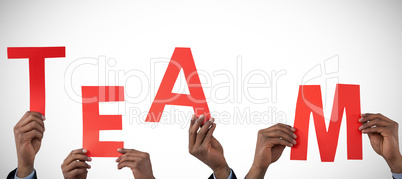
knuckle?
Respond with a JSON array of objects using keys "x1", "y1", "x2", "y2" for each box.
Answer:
[
  {"x1": 72, "y1": 169, "x2": 79, "y2": 176},
  {"x1": 276, "y1": 130, "x2": 282, "y2": 135},
  {"x1": 141, "y1": 152, "x2": 149, "y2": 158},
  {"x1": 27, "y1": 113, "x2": 34, "y2": 120},
  {"x1": 144, "y1": 152, "x2": 150, "y2": 158},
  {"x1": 29, "y1": 122, "x2": 35, "y2": 128},
  {"x1": 132, "y1": 163, "x2": 138, "y2": 169},
  {"x1": 14, "y1": 128, "x2": 19, "y2": 134},
  {"x1": 258, "y1": 129, "x2": 263, "y2": 136},
  {"x1": 189, "y1": 130, "x2": 195, "y2": 135}
]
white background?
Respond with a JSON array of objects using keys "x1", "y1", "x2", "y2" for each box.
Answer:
[{"x1": 1, "y1": 0, "x2": 402, "y2": 178}]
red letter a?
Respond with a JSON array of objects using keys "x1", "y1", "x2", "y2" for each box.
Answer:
[
  {"x1": 146, "y1": 48, "x2": 210, "y2": 123},
  {"x1": 7, "y1": 47, "x2": 65, "y2": 116},
  {"x1": 290, "y1": 84, "x2": 362, "y2": 162}
]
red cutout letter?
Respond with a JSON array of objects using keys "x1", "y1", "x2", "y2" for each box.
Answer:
[
  {"x1": 82, "y1": 86, "x2": 124, "y2": 157},
  {"x1": 146, "y1": 48, "x2": 210, "y2": 122},
  {"x1": 290, "y1": 84, "x2": 362, "y2": 162},
  {"x1": 7, "y1": 47, "x2": 65, "y2": 116}
]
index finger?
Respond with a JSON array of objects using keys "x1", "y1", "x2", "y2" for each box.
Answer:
[
  {"x1": 64, "y1": 149, "x2": 91, "y2": 165},
  {"x1": 117, "y1": 148, "x2": 140, "y2": 154},
  {"x1": 17, "y1": 112, "x2": 45, "y2": 130},
  {"x1": 189, "y1": 114, "x2": 197, "y2": 130},
  {"x1": 360, "y1": 113, "x2": 392, "y2": 123},
  {"x1": 189, "y1": 115, "x2": 204, "y2": 147}
]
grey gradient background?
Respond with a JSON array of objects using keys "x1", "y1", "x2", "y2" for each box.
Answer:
[{"x1": 1, "y1": 0, "x2": 402, "y2": 178}]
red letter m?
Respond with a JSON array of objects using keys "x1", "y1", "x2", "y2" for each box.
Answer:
[{"x1": 290, "y1": 84, "x2": 362, "y2": 162}]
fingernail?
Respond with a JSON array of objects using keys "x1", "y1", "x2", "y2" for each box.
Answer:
[
  {"x1": 41, "y1": 114, "x2": 46, "y2": 120},
  {"x1": 289, "y1": 143, "x2": 293, "y2": 147},
  {"x1": 82, "y1": 149, "x2": 87, "y2": 153},
  {"x1": 358, "y1": 126, "x2": 363, "y2": 130},
  {"x1": 88, "y1": 157, "x2": 92, "y2": 161},
  {"x1": 293, "y1": 139, "x2": 297, "y2": 144},
  {"x1": 361, "y1": 129, "x2": 366, "y2": 133},
  {"x1": 88, "y1": 164, "x2": 91, "y2": 169},
  {"x1": 199, "y1": 114, "x2": 204, "y2": 119},
  {"x1": 358, "y1": 118, "x2": 362, "y2": 122},
  {"x1": 211, "y1": 118, "x2": 215, "y2": 122},
  {"x1": 293, "y1": 133, "x2": 297, "y2": 139},
  {"x1": 291, "y1": 127, "x2": 296, "y2": 132}
]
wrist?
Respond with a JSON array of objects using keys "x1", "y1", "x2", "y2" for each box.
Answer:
[
  {"x1": 245, "y1": 164, "x2": 268, "y2": 179},
  {"x1": 16, "y1": 164, "x2": 34, "y2": 178},
  {"x1": 212, "y1": 164, "x2": 230, "y2": 179},
  {"x1": 133, "y1": 173, "x2": 155, "y2": 179},
  {"x1": 386, "y1": 155, "x2": 402, "y2": 173}
]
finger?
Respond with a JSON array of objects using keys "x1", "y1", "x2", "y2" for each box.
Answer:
[
  {"x1": 263, "y1": 130, "x2": 297, "y2": 145},
  {"x1": 277, "y1": 123, "x2": 296, "y2": 132},
  {"x1": 116, "y1": 149, "x2": 144, "y2": 162},
  {"x1": 269, "y1": 124, "x2": 297, "y2": 139},
  {"x1": 117, "y1": 148, "x2": 137, "y2": 154},
  {"x1": 28, "y1": 111, "x2": 46, "y2": 120},
  {"x1": 24, "y1": 130, "x2": 44, "y2": 141},
  {"x1": 19, "y1": 111, "x2": 31, "y2": 124},
  {"x1": 203, "y1": 123, "x2": 216, "y2": 144},
  {"x1": 361, "y1": 127, "x2": 387, "y2": 134},
  {"x1": 189, "y1": 115, "x2": 204, "y2": 147},
  {"x1": 194, "y1": 120, "x2": 214, "y2": 147},
  {"x1": 268, "y1": 138, "x2": 294, "y2": 147},
  {"x1": 64, "y1": 149, "x2": 91, "y2": 166},
  {"x1": 190, "y1": 114, "x2": 197, "y2": 128},
  {"x1": 66, "y1": 168, "x2": 88, "y2": 177},
  {"x1": 188, "y1": 114, "x2": 198, "y2": 145},
  {"x1": 359, "y1": 118, "x2": 390, "y2": 131},
  {"x1": 20, "y1": 120, "x2": 45, "y2": 134},
  {"x1": 117, "y1": 155, "x2": 141, "y2": 165},
  {"x1": 18, "y1": 113, "x2": 45, "y2": 130},
  {"x1": 360, "y1": 113, "x2": 391, "y2": 123},
  {"x1": 64, "y1": 161, "x2": 91, "y2": 172},
  {"x1": 362, "y1": 127, "x2": 387, "y2": 134},
  {"x1": 117, "y1": 161, "x2": 137, "y2": 170}
]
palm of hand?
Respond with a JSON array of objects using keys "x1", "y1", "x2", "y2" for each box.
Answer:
[
  {"x1": 270, "y1": 145, "x2": 285, "y2": 164},
  {"x1": 254, "y1": 143, "x2": 285, "y2": 169},
  {"x1": 20, "y1": 137, "x2": 42, "y2": 165},
  {"x1": 205, "y1": 137, "x2": 226, "y2": 169},
  {"x1": 73, "y1": 173, "x2": 87, "y2": 179},
  {"x1": 369, "y1": 132, "x2": 398, "y2": 160}
]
